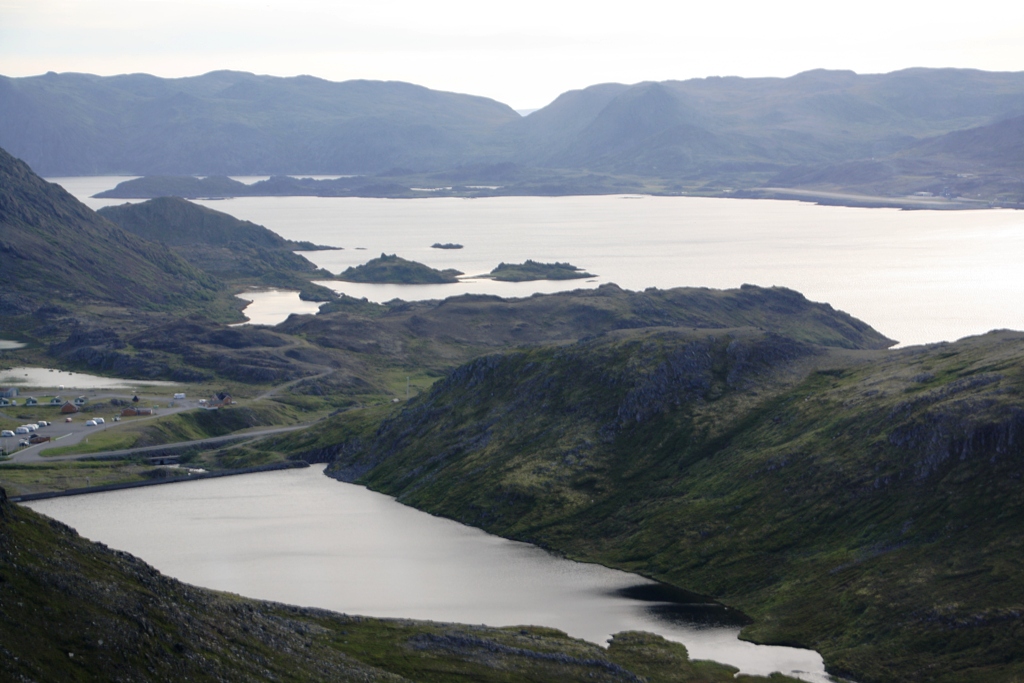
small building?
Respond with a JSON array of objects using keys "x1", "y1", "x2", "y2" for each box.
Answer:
[
  {"x1": 24, "y1": 397, "x2": 39, "y2": 406},
  {"x1": 210, "y1": 392, "x2": 233, "y2": 407},
  {"x1": 122, "y1": 407, "x2": 155, "y2": 416},
  {"x1": 60, "y1": 401, "x2": 79, "y2": 414},
  {"x1": 0, "y1": 398, "x2": 17, "y2": 407},
  {"x1": 0, "y1": 387, "x2": 18, "y2": 398},
  {"x1": 49, "y1": 397, "x2": 63, "y2": 406},
  {"x1": 73, "y1": 396, "x2": 88, "y2": 406}
]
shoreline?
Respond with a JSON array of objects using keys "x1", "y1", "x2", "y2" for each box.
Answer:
[
  {"x1": 92, "y1": 186, "x2": 1022, "y2": 211},
  {"x1": 8, "y1": 459, "x2": 309, "y2": 502}
]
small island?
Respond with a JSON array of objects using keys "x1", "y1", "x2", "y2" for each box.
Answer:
[
  {"x1": 338, "y1": 253, "x2": 463, "y2": 284},
  {"x1": 485, "y1": 260, "x2": 595, "y2": 282},
  {"x1": 431, "y1": 242, "x2": 464, "y2": 250}
]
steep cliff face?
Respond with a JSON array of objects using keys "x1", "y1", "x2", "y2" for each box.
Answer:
[{"x1": 322, "y1": 329, "x2": 1024, "y2": 682}]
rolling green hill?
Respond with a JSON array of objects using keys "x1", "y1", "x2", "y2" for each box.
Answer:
[{"x1": 318, "y1": 328, "x2": 1024, "y2": 682}]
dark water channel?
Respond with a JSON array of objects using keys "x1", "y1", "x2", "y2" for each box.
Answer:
[{"x1": 29, "y1": 466, "x2": 835, "y2": 681}]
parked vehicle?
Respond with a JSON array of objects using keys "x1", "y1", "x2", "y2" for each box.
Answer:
[
  {"x1": 25, "y1": 424, "x2": 38, "y2": 431},
  {"x1": 85, "y1": 419, "x2": 97, "y2": 426},
  {"x1": 28, "y1": 434, "x2": 50, "y2": 444},
  {"x1": 37, "y1": 420, "x2": 49, "y2": 427},
  {"x1": 0, "y1": 430, "x2": 14, "y2": 437},
  {"x1": 65, "y1": 417, "x2": 73, "y2": 423},
  {"x1": 173, "y1": 393, "x2": 186, "y2": 400},
  {"x1": 19, "y1": 439, "x2": 29, "y2": 447},
  {"x1": 15, "y1": 426, "x2": 30, "y2": 435},
  {"x1": 95, "y1": 417, "x2": 105, "y2": 425}
]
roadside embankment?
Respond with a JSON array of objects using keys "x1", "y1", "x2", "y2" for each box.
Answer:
[{"x1": 7, "y1": 460, "x2": 309, "y2": 502}]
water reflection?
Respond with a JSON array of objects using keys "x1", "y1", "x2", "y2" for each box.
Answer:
[{"x1": 613, "y1": 583, "x2": 752, "y2": 628}]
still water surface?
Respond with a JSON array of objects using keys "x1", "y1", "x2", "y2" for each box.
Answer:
[
  {"x1": 0, "y1": 366, "x2": 178, "y2": 390},
  {"x1": 28, "y1": 467, "x2": 833, "y2": 682},
  {"x1": 53, "y1": 176, "x2": 1024, "y2": 346}
]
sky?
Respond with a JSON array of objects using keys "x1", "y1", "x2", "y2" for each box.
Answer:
[{"x1": 2, "y1": 0, "x2": 1024, "y2": 111}]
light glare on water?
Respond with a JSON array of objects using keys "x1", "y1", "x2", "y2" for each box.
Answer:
[{"x1": 55, "y1": 177, "x2": 1024, "y2": 346}]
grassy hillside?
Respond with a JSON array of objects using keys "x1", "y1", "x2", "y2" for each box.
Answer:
[
  {"x1": 0, "y1": 147, "x2": 222, "y2": 316},
  {"x1": 98, "y1": 197, "x2": 338, "y2": 297},
  {"x1": 0, "y1": 486, "x2": 800, "y2": 682},
  {"x1": 319, "y1": 328, "x2": 1024, "y2": 682}
]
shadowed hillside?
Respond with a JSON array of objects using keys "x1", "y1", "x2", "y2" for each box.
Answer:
[
  {"x1": 98, "y1": 197, "x2": 338, "y2": 298},
  {"x1": 0, "y1": 147, "x2": 220, "y2": 316},
  {"x1": 315, "y1": 328, "x2": 1024, "y2": 682}
]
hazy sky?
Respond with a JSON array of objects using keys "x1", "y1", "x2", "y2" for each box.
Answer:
[{"x1": 2, "y1": 0, "x2": 1023, "y2": 110}]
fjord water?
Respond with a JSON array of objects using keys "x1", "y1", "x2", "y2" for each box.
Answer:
[
  {"x1": 28, "y1": 467, "x2": 831, "y2": 682},
  {"x1": 58, "y1": 176, "x2": 1024, "y2": 346}
]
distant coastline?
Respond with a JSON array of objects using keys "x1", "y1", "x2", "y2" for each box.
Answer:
[{"x1": 93, "y1": 174, "x2": 1020, "y2": 210}]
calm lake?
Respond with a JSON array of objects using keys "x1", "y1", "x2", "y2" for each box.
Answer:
[
  {"x1": 55, "y1": 176, "x2": 1024, "y2": 347},
  {"x1": 28, "y1": 466, "x2": 833, "y2": 682}
]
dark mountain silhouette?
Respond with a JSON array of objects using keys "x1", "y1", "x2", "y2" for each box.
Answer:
[{"x1": 2, "y1": 68, "x2": 1023, "y2": 204}]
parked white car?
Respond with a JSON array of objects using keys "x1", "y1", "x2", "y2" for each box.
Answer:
[
  {"x1": 15, "y1": 426, "x2": 30, "y2": 435},
  {"x1": 85, "y1": 419, "x2": 98, "y2": 426},
  {"x1": 25, "y1": 424, "x2": 38, "y2": 431},
  {"x1": 0, "y1": 430, "x2": 14, "y2": 438},
  {"x1": 95, "y1": 417, "x2": 105, "y2": 425}
]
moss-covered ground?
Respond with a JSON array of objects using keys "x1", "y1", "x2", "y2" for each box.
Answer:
[{"x1": 319, "y1": 328, "x2": 1024, "y2": 682}]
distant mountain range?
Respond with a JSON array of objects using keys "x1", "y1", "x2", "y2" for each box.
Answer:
[{"x1": 2, "y1": 69, "x2": 1023, "y2": 205}]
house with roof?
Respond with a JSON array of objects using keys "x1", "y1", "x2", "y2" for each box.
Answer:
[
  {"x1": 0, "y1": 397, "x2": 17, "y2": 407},
  {"x1": 209, "y1": 392, "x2": 234, "y2": 408},
  {"x1": 74, "y1": 396, "x2": 88, "y2": 406},
  {"x1": 49, "y1": 397, "x2": 63, "y2": 406},
  {"x1": 60, "y1": 402, "x2": 79, "y2": 414},
  {"x1": 24, "y1": 397, "x2": 39, "y2": 406},
  {"x1": 0, "y1": 387, "x2": 18, "y2": 398}
]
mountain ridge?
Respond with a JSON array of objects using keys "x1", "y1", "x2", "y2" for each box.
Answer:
[{"x1": 4, "y1": 68, "x2": 1023, "y2": 205}]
